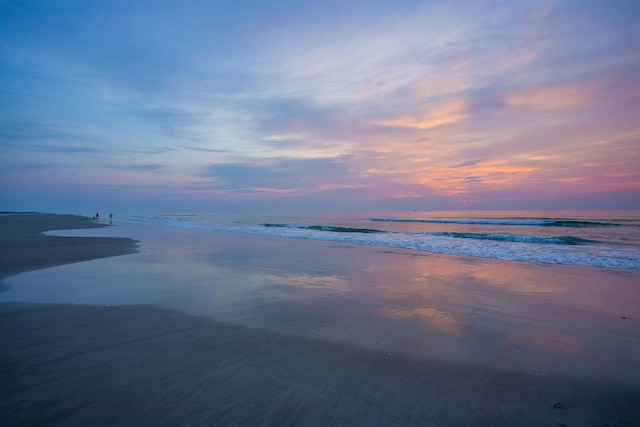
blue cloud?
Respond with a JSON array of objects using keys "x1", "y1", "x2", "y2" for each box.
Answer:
[
  {"x1": 108, "y1": 163, "x2": 166, "y2": 172},
  {"x1": 204, "y1": 157, "x2": 354, "y2": 191}
]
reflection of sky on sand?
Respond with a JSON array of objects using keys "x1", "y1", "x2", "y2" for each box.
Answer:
[
  {"x1": 380, "y1": 307, "x2": 466, "y2": 337},
  {"x1": 3, "y1": 220, "x2": 640, "y2": 383},
  {"x1": 506, "y1": 329, "x2": 584, "y2": 357}
]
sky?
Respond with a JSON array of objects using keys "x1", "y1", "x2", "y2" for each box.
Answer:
[{"x1": 1, "y1": 0, "x2": 639, "y2": 215}]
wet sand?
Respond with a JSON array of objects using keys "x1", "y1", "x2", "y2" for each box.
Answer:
[
  {"x1": 1, "y1": 213, "x2": 639, "y2": 425},
  {"x1": 0, "y1": 213, "x2": 139, "y2": 291}
]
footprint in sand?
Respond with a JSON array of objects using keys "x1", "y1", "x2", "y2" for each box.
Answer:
[{"x1": 553, "y1": 402, "x2": 566, "y2": 426}]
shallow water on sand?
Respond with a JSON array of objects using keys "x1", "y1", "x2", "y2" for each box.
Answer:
[{"x1": 3, "y1": 219, "x2": 639, "y2": 384}]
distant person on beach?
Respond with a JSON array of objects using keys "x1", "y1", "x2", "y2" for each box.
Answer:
[
  {"x1": 96, "y1": 212, "x2": 99, "y2": 221},
  {"x1": 109, "y1": 213, "x2": 113, "y2": 224}
]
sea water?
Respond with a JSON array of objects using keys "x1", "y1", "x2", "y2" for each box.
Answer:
[{"x1": 129, "y1": 210, "x2": 640, "y2": 270}]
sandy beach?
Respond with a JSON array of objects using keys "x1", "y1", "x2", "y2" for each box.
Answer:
[
  {"x1": 1, "y1": 213, "x2": 639, "y2": 426},
  {"x1": 0, "y1": 213, "x2": 139, "y2": 292}
]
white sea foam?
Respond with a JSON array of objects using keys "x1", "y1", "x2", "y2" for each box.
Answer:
[{"x1": 132, "y1": 216, "x2": 640, "y2": 270}]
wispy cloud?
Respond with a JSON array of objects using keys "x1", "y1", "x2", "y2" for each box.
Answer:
[
  {"x1": 503, "y1": 84, "x2": 590, "y2": 111},
  {"x1": 108, "y1": 163, "x2": 167, "y2": 172},
  {"x1": 373, "y1": 99, "x2": 469, "y2": 130}
]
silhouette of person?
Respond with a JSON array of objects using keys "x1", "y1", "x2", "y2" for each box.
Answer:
[
  {"x1": 109, "y1": 213, "x2": 113, "y2": 224},
  {"x1": 96, "y1": 212, "x2": 99, "y2": 221}
]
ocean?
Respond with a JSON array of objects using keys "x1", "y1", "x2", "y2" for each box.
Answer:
[{"x1": 130, "y1": 210, "x2": 640, "y2": 270}]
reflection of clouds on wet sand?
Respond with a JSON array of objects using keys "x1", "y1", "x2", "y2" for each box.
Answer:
[
  {"x1": 506, "y1": 328, "x2": 585, "y2": 356},
  {"x1": 380, "y1": 307, "x2": 467, "y2": 337},
  {"x1": 253, "y1": 272, "x2": 349, "y2": 291}
]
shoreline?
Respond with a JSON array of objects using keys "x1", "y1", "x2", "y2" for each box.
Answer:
[
  {"x1": 0, "y1": 213, "x2": 139, "y2": 289},
  {"x1": 1, "y1": 213, "x2": 639, "y2": 425}
]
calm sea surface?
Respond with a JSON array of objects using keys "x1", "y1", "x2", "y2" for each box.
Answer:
[{"x1": 130, "y1": 210, "x2": 640, "y2": 270}]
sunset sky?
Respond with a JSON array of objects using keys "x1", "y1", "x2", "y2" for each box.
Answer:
[{"x1": 1, "y1": 0, "x2": 639, "y2": 214}]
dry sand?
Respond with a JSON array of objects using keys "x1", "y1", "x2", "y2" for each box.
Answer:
[{"x1": 1, "y1": 213, "x2": 639, "y2": 426}]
